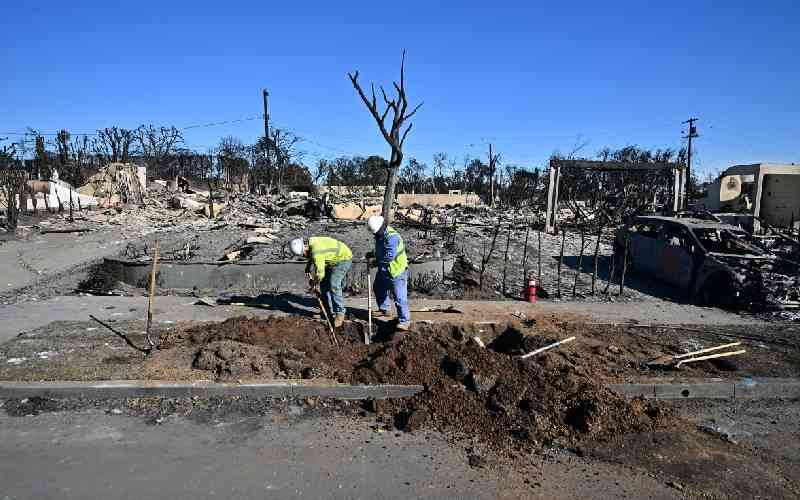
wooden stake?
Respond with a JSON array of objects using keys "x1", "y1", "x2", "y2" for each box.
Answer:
[
  {"x1": 145, "y1": 240, "x2": 160, "y2": 350},
  {"x1": 557, "y1": 228, "x2": 566, "y2": 298},
  {"x1": 366, "y1": 273, "x2": 373, "y2": 345}
]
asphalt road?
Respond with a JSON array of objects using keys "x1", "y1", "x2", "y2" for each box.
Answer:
[{"x1": 0, "y1": 406, "x2": 678, "y2": 500}]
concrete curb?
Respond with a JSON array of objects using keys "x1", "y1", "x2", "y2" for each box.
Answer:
[
  {"x1": 0, "y1": 380, "x2": 423, "y2": 401},
  {"x1": 609, "y1": 377, "x2": 800, "y2": 400}
]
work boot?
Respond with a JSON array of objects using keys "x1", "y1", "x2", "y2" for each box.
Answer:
[
  {"x1": 396, "y1": 322, "x2": 410, "y2": 332},
  {"x1": 374, "y1": 309, "x2": 392, "y2": 319},
  {"x1": 334, "y1": 314, "x2": 345, "y2": 328}
]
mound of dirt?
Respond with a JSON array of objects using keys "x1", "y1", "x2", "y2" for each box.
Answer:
[
  {"x1": 152, "y1": 315, "x2": 675, "y2": 458},
  {"x1": 353, "y1": 322, "x2": 672, "y2": 454},
  {"x1": 156, "y1": 315, "x2": 371, "y2": 382}
]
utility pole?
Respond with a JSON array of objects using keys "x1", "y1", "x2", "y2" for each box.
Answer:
[
  {"x1": 682, "y1": 117, "x2": 699, "y2": 208},
  {"x1": 262, "y1": 88, "x2": 271, "y2": 194},
  {"x1": 488, "y1": 143, "x2": 498, "y2": 207},
  {"x1": 262, "y1": 89, "x2": 270, "y2": 140}
]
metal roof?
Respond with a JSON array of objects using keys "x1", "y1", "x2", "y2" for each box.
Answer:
[{"x1": 632, "y1": 215, "x2": 744, "y2": 231}]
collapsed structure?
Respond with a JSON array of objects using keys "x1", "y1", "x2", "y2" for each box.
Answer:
[{"x1": 698, "y1": 163, "x2": 800, "y2": 231}]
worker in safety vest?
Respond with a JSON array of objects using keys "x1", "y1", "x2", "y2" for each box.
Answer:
[
  {"x1": 290, "y1": 236, "x2": 353, "y2": 327},
  {"x1": 366, "y1": 215, "x2": 410, "y2": 331}
]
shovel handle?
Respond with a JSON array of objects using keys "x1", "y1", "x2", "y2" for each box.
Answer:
[
  {"x1": 316, "y1": 293, "x2": 339, "y2": 347},
  {"x1": 674, "y1": 342, "x2": 742, "y2": 359},
  {"x1": 675, "y1": 349, "x2": 746, "y2": 368},
  {"x1": 521, "y1": 336, "x2": 576, "y2": 359}
]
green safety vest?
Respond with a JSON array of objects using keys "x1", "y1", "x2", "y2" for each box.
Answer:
[
  {"x1": 309, "y1": 236, "x2": 352, "y2": 280},
  {"x1": 386, "y1": 226, "x2": 408, "y2": 278}
]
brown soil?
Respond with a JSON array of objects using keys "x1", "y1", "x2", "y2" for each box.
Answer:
[{"x1": 146, "y1": 315, "x2": 677, "y2": 458}]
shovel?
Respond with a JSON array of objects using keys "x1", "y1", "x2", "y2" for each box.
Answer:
[
  {"x1": 314, "y1": 289, "x2": 339, "y2": 347},
  {"x1": 647, "y1": 342, "x2": 743, "y2": 369}
]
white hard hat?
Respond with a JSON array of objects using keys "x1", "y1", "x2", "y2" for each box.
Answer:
[
  {"x1": 367, "y1": 215, "x2": 384, "y2": 234},
  {"x1": 289, "y1": 238, "x2": 305, "y2": 256}
]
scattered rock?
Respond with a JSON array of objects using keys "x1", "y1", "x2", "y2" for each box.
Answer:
[
  {"x1": 396, "y1": 408, "x2": 429, "y2": 432},
  {"x1": 468, "y1": 453, "x2": 487, "y2": 468},
  {"x1": 441, "y1": 354, "x2": 469, "y2": 382},
  {"x1": 667, "y1": 480, "x2": 684, "y2": 491},
  {"x1": 468, "y1": 372, "x2": 497, "y2": 394}
]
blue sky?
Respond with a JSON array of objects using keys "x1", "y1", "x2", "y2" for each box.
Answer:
[{"x1": 1, "y1": 1, "x2": 798, "y2": 177}]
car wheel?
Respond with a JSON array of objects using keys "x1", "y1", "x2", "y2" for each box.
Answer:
[{"x1": 695, "y1": 275, "x2": 736, "y2": 308}]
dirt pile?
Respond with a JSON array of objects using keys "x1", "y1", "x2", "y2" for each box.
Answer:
[
  {"x1": 153, "y1": 316, "x2": 675, "y2": 457},
  {"x1": 352, "y1": 322, "x2": 672, "y2": 454},
  {"x1": 157, "y1": 315, "x2": 370, "y2": 381}
]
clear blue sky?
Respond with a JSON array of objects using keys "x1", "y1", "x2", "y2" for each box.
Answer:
[{"x1": 2, "y1": 1, "x2": 798, "y2": 177}]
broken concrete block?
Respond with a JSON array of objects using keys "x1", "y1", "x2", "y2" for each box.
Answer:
[
  {"x1": 170, "y1": 196, "x2": 203, "y2": 211},
  {"x1": 332, "y1": 202, "x2": 382, "y2": 221},
  {"x1": 202, "y1": 202, "x2": 226, "y2": 218}
]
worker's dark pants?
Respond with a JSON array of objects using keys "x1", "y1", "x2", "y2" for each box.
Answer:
[
  {"x1": 374, "y1": 269, "x2": 410, "y2": 324},
  {"x1": 321, "y1": 260, "x2": 351, "y2": 317}
]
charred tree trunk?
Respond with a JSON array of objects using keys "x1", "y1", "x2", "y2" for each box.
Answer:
[
  {"x1": 618, "y1": 236, "x2": 629, "y2": 296},
  {"x1": 537, "y1": 229, "x2": 542, "y2": 284},
  {"x1": 604, "y1": 244, "x2": 616, "y2": 295},
  {"x1": 348, "y1": 51, "x2": 423, "y2": 225},
  {"x1": 557, "y1": 228, "x2": 566, "y2": 298},
  {"x1": 479, "y1": 223, "x2": 501, "y2": 291},
  {"x1": 591, "y1": 223, "x2": 602, "y2": 295},
  {"x1": 521, "y1": 223, "x2": 531, "y2": 293},
  {"x1": 572, "y1": 226, "x2": 586, "y2": 297},
  {"x1": 501, "y1": 228, "x2": 511, "y2": 295}
]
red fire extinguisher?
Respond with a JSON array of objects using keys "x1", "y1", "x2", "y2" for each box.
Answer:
[{"x1": 526, "y1": 276, "x2": 537, "y2": 303}]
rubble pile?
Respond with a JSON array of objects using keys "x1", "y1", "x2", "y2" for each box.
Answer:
[{"x1": 77, "y1": 163, "x2": 146, "y2": 207}]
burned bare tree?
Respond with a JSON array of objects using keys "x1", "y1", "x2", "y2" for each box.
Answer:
[
  {"x1": 348, "y1": 50, "x2": 423, "y2": 223},
  {"x1": 135, "y1": 125, "x2": 184, "y2": 176},
  {"x1": 479, "y1": 222, "x2": 501, "y2": 291},
  {"x1": 0, "y1": 142, "x2": 26, "y2": 230},
  {"x1": 95, "y1": 127, "x2": 136, "y2": 163},
  {"x1": 487, "y1": 144, "x2": 500, "y2": 207}
]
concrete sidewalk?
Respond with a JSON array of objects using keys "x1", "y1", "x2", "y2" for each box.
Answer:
[
  {"x1": 0, "y1": 380, "x2": 423, "y2": 400},
  {"x1": 0, "y1": 295, "x2": 762, "y2": 344},
  {"x1": 0, "y1": 229, "x2": 126, "y2": 296}
]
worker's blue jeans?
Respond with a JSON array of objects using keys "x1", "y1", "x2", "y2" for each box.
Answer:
[
  {"x1": 374, "y1": 269, "x2": 410, "y2": 324},
  {"x1": 322, "y1": 260, "x2": 351, "y2": 316}
]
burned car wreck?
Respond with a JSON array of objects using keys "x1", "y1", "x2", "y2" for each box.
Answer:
[{"x1": 615, "y1": 216, "x2": 800, "y2": 309}]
